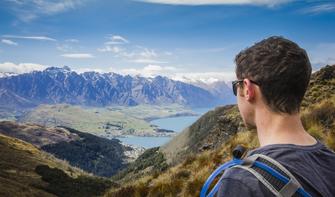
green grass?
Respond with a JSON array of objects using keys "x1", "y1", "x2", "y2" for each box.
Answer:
[{"x1": 19, "y1": 104, "x2": 195, "y2": 137}]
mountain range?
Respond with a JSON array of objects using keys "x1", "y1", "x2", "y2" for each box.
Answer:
[{"x1": 0, "y1": 66, "x2": 234, "y2": 108}]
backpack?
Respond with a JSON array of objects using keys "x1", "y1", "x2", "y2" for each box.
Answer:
[{"x1": 200, "y1": 145, "x2": 312, "y2": 197}]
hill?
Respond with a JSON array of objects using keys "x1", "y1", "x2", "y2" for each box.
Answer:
[
  {"x1": 107, "y1": 65, "x2": 335, "y2": 196},
  {"x1": 0, "y1": 133, "x2": 114, "y2": 197},
  {"x1": 0, "y1": 121, "x2": 143, "y2": 177}
]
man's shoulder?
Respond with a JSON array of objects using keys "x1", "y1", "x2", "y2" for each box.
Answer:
[{"x1": 218, "y1": 164, "x2": 272, "y2": 197}]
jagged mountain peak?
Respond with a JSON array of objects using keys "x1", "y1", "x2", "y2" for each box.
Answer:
[
  {"x1": 44, "y1": 66, "x2": 72, "y2": 73},
  {"x1": 0, "y1": 67, "x2": 231, "y2": 107}
]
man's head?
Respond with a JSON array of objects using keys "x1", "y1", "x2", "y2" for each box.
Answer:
[{"x1": 234, "y1": 36, "x2": 311, "y2": 128}]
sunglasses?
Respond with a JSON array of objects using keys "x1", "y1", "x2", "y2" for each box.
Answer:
[{"x1": 232, "y1": 79, "x2": 260, "y2": 96}]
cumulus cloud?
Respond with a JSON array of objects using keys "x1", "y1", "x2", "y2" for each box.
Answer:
[
  {"x1": 1, "y1": 39, "x2": 18, "y2": 46},
  {"x1": 114, "y1": 64, "x2": 235, "y2": 83},
  {"x1": 136, "y1": 0, "x2": 293, "y2": 7},
  {"x1": 74, "y1": 67, "x2": 107, "y2": 73},
  {"x1": 0, "y1": 62, "x2": 47, "y2": 74},
  {"x1": 2, "y1": 35, "x2": 56, "y2": 41},
  {"x1": 118, "y1": 64, "x2": 177, "y2": 77},
  {"x1": 172, "y1": 71, "x2": 236, "y2": 84},
  {"x1": 61, "y1": 53, "x2": 95, "y2": 58}
]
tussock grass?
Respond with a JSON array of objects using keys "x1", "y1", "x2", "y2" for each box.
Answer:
[
  {"x1": 107, "y1": 65, "x2": 335, "y2": 196},
  {"x1": 301, "y1": 97, "x2": 335, "y2": 149},
  {"x1": 106, "y1": 130, "x2": 258, "y2": 197}
]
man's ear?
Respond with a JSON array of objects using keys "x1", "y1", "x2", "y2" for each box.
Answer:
[{"x1": 243, "y1": 79, "x2": 255, "y2": 101}]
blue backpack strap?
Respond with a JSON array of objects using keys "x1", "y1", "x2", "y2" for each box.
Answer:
[
  {"x1": 200, "y1": 145, "x2": 246, "y2": 197},
  {"x1": 200, "y1": 147, "x2": 312, "y2": 197},
  {"x1": 234, "y1": 154, "x2": 312, "y2": 197},
  {"x1": 200, "y1": 158, "x2": 243, "y2": 197}
]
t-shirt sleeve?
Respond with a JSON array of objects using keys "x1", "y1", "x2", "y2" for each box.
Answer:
[{"x1": 217, "y1": 178, "x2": 256, "y2": 197}]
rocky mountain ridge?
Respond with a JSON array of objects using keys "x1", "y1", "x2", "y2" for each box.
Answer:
[{"x1": 0, "y1": 66, "x2": 232, "y2": 108}]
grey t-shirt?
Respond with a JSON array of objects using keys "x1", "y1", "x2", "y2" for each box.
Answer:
[{"x1": 217, "y1": 141, "x2": 335, "y2": 197}]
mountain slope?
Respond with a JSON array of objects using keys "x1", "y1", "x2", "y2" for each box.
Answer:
[
  {"x1": 0, "y1": 67, "x2": 225, "y2": 108},
  {"x1": 0, "y1": 133, "x2": 113, "y2": 197},
  {"x1": 107, "y1": 64, "x2": 335, "y2": 196},
  {"x1": 162, "y1": 64, "x2": 335, "y2": 165},
  {"x1": 0, "y1": 121, "x2": 142, "y2": 177}
]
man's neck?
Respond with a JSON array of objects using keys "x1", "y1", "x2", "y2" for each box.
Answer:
[{"x1": 255, "y1": 107, "x2": 317, "y2": 147}]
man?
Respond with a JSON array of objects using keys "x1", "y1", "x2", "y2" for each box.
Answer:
[{"x1": 217, "y1": 36, "x2": 335, "y2": 196}]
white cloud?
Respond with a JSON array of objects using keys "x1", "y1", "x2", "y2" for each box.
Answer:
[
  {"x1": 65, "y1": 39, "x2": 79, "y2": 43},
  {"x1": 74, "y1": 67, "x2": 107, "y2": 73},
  {"x1": 108, "y1": 35, "x2": 129, "y2": 44},
  {"x1": 1, "y1": 39, "x2": 18, "y2": 46},
  {"x1": 115, "y1": 64, "x2": 235, "y2": 83},
  {"x1": 121, "y1": 47, "x2": 166, "y2": 64},
  {"x1": 61, "y1": 53, "x2": 95, "y2": 59},
  {"x1": 118, "y1": 64, "x2": 177, "y2": 77},
  {"x1": 2, "y1": 35, "x2": 56, "y2": 41},
  {"x1": 301, "y1": 3, "x2": 335, "y2": 14},
  {"x1": 98, "y1": 34, "x2": 129, "y2": 53},
  {"x1": 98, "y1": 36, "x2": 168, "y2": 64},
  {"x1": 136, "y1": 0, "x2": 293, "y2": 7},
  {"x1": 0, "y1": 62, "x2": 47, "y2": 74},
  {"x1": 98, "y1": 45, "x2": 124, "y2": 53},
  {"x1": 130, "y1": 58, "x2": 168, "y2": 64},
  {"x1": 309, "y1": 43, "x2": 335, "y2": 69},
  {"x1": 7, "y1": 0, "x2": 84, "y2": 22},
  {"x1": 138, "y1": 48, "x2": 157, "y2": 59},
  {"x1": 172, "y1": 71, "x2": 236, "y2": 84},
  {"x1": 57, "y1": 44, "x2": 73, "y2": 52}
]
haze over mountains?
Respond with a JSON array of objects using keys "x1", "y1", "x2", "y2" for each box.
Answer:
[{"x1": 0, "y1": 66, "x2": 234, "y2": 109}]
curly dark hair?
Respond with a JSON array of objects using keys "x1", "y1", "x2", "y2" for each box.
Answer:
[{"x1": 235, "y1": 36, "x2": 312, "y2": 114}]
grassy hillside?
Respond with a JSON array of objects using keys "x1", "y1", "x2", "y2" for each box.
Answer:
[
  {"x1": 107, "y1": 65, "x2": 335, "y2": 196},
  {"x1": 0, "y1": 133, "x2": 114, "y2": 197},
  {"x1": 0, "y1": 121, "x2": 139, "y2": 177},
  {"x1": 0, "y1": 121, "x2": 79, "y2": 147},
  {"x1": 19, "y1": 104, "x2": 195, "y2": 137},
  {"x1": 42, "y1": 127, "x2": 131, "y2": 177},
  {"x1": 161, "y1": 104, "x2": 246, "y2": 164}
]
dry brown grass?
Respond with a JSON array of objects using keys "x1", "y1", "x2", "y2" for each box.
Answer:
[
  {"x1": 107, "y1": 65, "x2": 335, "y2": 196},
  {"x1": 106, "y1": 130, "x2": 259, "y2": 197},
  {"x1": 301, "y1": 97, "x2": 335, "y2": 150}
]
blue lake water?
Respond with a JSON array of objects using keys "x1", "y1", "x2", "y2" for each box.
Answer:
[
  {"x1": 150, "y1": 107, "x2": 213, "y2": 132},
  {"x1": 116, "y1": 107, "x2": 213, "y2": 148},
  {"x1": 116, "y1": 136, "x2": 172, "y2": 149}
]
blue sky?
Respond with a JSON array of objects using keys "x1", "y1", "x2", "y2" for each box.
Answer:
[{"x1": 0, "y1": 0, "x2": 335, "y2": 82}]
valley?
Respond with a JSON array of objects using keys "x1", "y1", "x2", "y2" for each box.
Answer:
[{"x1": 7, "y1": 103, "x2": 197, "y2": 138}]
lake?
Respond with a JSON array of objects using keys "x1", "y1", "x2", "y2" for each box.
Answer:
[
  {"x1": 116, "y1": 107, "x2": 213, "y2": 148},
  {"x1": 150, "y1": 107, "x2": 212, "y2": 132}
]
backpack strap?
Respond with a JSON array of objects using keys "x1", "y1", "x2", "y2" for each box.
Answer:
[{"x1": 233, "y1": 154, "x2": 303, "y2": 197}]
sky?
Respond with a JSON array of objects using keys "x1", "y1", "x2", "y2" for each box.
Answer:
[{"x1": 0, "y1": 0, "x2": 335, "y2": 83}]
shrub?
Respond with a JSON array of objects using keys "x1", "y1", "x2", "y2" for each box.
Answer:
[{"x1": 35, "y1": 165, "x2": 113, "y2": 197}]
